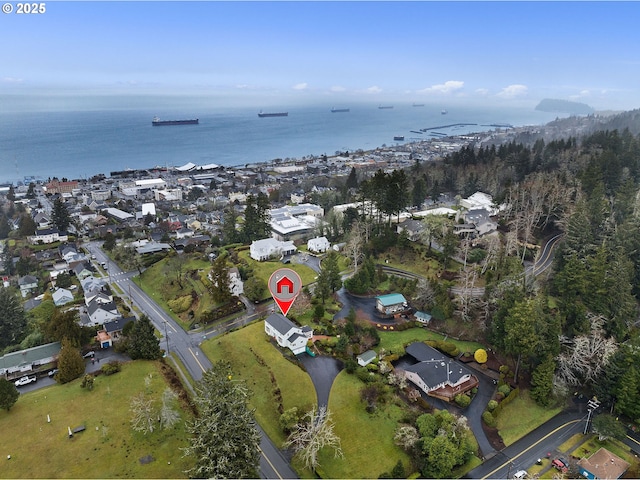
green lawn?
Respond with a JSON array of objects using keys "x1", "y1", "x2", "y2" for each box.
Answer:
[
  {"x1": 238, "y1": 250, "x2": 318, "y2": 296},
  {"x1": 377, "y1": 326, "x2": 486, "y2": 356},
  {"x1": 317, "y1": 371, "x2": 411, "y2": 479},
  {"x1": 496, "y1": 390, "x2": 563, "y2": 446},
  {"x1": 0, "y1": 361, "x2": 193, "y2": 478},
  {"x1": 201, "y1": 321, "x2": 316, "y2": 445}
]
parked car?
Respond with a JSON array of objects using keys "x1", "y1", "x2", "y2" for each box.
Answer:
[
  {"x1": 15, "y1": 375, "x2": 37, "y2": 387},
  {"x1": 552, "y1": 458, "x2": 568, "y2": 473},
  {"x1": 48, "y1": 368, "x2": 59, "y2": 377},
  {"x1": 513, "y1": 470, "x2": 528, "y2": 479},
  {"x1": 83, "y1": 351, "x2": 95, "y2": 358}
]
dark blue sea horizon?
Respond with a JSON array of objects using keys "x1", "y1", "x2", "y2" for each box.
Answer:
[{"x1": 0, "y1": 95, "x2": 560, "y2": 183}]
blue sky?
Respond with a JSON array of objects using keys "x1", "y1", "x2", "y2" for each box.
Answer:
[{"x1": 2, "y1": 1, "x2": 639, "y2": 109}]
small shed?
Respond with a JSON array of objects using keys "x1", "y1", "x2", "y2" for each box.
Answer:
[
  {"x1": 357, "y1": 350, "x2": 377, "y2": 367},
  {"x1": 414, "y1": 311, "x2": 432, "y2": 324}
]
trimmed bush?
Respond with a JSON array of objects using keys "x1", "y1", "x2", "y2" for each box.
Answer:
[
  {"x1": 454, "y1": 393, "x2": 471, "y2": 408},
  {"x1": 474, "y1": 348, "x2": 488, "y2": 364},
  {"x1": 498, "y1": 384, "x2": 512, "y2": 396},
  {"x1": 167, "y1": 295, "x2": 192, "y2": 314},
  {"x1": 482, "y1": 410, "x2": 497, "y2": 427},
  {"x1": 487, "y1": 399, "x2": 498, "y2": 412}
]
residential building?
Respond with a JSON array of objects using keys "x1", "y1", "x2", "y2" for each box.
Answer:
[
  {"x1": 250, "y1": 238, "x2": 296, "y2": 261},
  {"x1": 357, "y1": 350, "x2": 377, "y2": 367},
  {"x1": 18, "y1": 275, "x2": 39, "y2": 297},
  {"x1": 402, "y1": 342, "x2": 479, "y2": 402},
  {"x1": 52, "y1": 288, "x2": 74, "y2": 306},
  {"x1": 375, "y1": 293, "x2": 409, "y2": 316},
  {"x1": 30, "y1": 227, "x2": 68, "y2": 245},
  {"x1": 307, "y1": 236, "x2": 331, "y2": 253},
  {"x1": 264, "y1": 313, "x2": 313, "y2": 355},
  {"x1": 0, "y1": 342, "x2": 61, "y2": 379},
  {"x1": 577, "y1": 448, "x2": 630, "y2": 480}
]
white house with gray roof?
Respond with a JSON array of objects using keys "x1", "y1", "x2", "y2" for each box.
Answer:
[{"x1": 264, "y1": 313, "x2": 313, "y2": 355}]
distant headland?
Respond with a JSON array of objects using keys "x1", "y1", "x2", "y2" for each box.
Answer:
[{"x1": 535, "y1": 98, "x2": 594, "y2": 115}]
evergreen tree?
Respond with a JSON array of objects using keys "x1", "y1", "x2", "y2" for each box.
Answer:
[
  {"x1": 18, "y1": 213, "x2": 36, "y2": 237},
  {"x1": 530, "y1": 355, "x2": 556, "y2": 407},
  {"x1": 346, "y1": 167, "x2": 358, "y2": 190},
  {"x1": 56, "y1": 337, "x2": 85, "y2": 384},
  {"x1": 0, "y1": 378, "x2": 19, "y2": 411},
  {"x1": 0, "y1": 288, "x2": 27, "y2": 350},
  {"x1": 222, "y1": 206, "x2": 238, "y2": 244},
  {"x1": 209, "y1": 255, "x2": 232, "y2": 304},
  {"x1": 103, "y1": 231, "x2": 116, "y2": 251},
  {"x1": 0, "y1": 214, "x2": 11, "y2": 239},
  {"x1": 46, "y1": 309, "x2": 89, "y2": 347},
  {"x1": 127, "y1": 315, "x2": 162, "y2": 360},
  {"x1": 52, "y1": 197, "x2": 70, "y2": 232},
  {"x1": 183, "y1": 361, "x2": 260, "y2": 479}
]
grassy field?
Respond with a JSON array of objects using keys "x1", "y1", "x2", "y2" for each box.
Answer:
[
  {"x1": 496, "y1": 390, "x2": 563, "y2": 446},
  {"x1": 0, "y1": 361, "x2": 193, "y2": 478},
  {"x1": 317, "y1": 371, "x2": 412, "y2": 479},
  {"x1": 201, "y1": 321, "x2": 316, "y2": 445},
  {"x1": 377, "y1": 326, "x2": 486, "y2": 355},
  {"x1": 238, "y1": 251, "x2": 317, "y2": 294},
  {"x1": 135, "y1": 254, "x2": 214, "y2": 329}
]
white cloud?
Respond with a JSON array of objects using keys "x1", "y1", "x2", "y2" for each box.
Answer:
[
  {"x1": 497, "y1": 84, "x2": 528, "y2": 99},
  {"x1": 365, "y1": 86, "x2": 382, "y2": 94},
  {"x1": 418, "y1": 80, "x2": 464, "y2": 95},
  {"x1": 2, "y1": 77, "x2": 23, "y2": 84},
  {"x1": 330, "y1": 85, "x2": 346, "y2": 92},
  {"x1": 475, "y1": 88, "x2": 490, "y2": 96},
  {"x1": 292, "y1": 82, "x2": 309, "y2": 91}
]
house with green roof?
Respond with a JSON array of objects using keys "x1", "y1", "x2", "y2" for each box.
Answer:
[
  {"x1": 375, "y1": 293, "x2": 408, "y2": 316},
  {"x1": 0, "y1": 342, "x2": 61, "y2": 379}
]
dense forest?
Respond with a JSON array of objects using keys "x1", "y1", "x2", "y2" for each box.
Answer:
[{"x1": 409, "y1": 111, "x2": 640, "y2": 419}]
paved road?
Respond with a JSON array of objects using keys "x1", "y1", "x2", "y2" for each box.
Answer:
[{"x1": 85, "y1": 242, "x2": 298, "y2": 480}]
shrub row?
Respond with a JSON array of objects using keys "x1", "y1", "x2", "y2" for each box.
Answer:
[{"x1": 426, "y1": 340, "x2": 460, "y2": 357}]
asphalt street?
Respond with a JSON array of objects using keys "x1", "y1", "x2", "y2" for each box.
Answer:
[{"x1": 85, "y1": 241, "x2": 298, "y2": 480}]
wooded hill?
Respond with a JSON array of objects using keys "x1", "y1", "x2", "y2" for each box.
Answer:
[{"x1": 413, "y1": 108, "x2": 640, "y2": 418}]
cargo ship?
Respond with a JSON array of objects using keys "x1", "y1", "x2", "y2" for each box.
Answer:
[
  {"x1": 152, "y1": 116, "x2": 199, "y2": 126},
  {"x1": 331, "y1": 107, "x2": 350, "y2": 113},
  {"x1": 378, "y1": 105, "x2": 394, "y2": 109},
  {"x1": 394, "y1": 136, "x2": 405, "y2": 141},
  {"x1": 258, "y1": 111, "x2": 288, "y2": 117}
]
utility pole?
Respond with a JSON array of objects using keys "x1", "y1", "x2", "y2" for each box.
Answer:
[
  {"x1": 164, "y1": 320, "x2": 170, "y2": 355},
  {"x1": 584, "y1": 397, "x2": 600, "y2": 434}
]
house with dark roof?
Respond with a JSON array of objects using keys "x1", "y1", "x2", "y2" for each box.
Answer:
[
  {"x1": 96, "y1": 316, "x2": 136, "y2": 348},
  {"x1": 401, "y1": 342, "x2": 479, "y2": 402},
  {"x1": 86, "y1": 299, "x2": 120, "y2": 326},
  {"x1": 18, "y1": 275, "x2": 39, "y2": 297},
  {"x1": 264, "y1": 313, "x2": 312, "y2": 355}
]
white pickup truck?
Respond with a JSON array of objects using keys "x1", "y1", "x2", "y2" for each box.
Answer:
[{"x1": 14, "y1": 375, "x2": 37, "y2": 387}]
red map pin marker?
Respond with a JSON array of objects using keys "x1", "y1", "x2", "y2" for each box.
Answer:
[{"x1": 268, "y1": 268, "x2": 302, "y2": 316}]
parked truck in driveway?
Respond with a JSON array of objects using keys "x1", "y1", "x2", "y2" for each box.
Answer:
[{"x1": 14, "y1": 375, "x2": 37, "y2": 387}]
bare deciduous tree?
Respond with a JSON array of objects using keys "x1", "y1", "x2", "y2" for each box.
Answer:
[
  {"x1": 394, "y1": 425, "x2": 420, "y2": 450},
  {"x1": 283, "y1": 406, "x2": 343, "y2": 472},
  {"x1": 160, "y1": 388, "x2": 181, "y2": 429},
  {"x1": 555, "y1": 314, "x2": 618, "y2": 387},
  {"x1": 130, "y1": 392, "x2": 156, "y2": 435}
]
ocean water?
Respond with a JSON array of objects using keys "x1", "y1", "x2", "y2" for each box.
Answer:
[{"x1": 0, "y1": 95, "x2": 560, "y2": 183}]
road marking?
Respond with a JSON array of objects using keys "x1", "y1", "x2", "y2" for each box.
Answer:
[
  {"x1": 188, "y1": 347, "x2": 206, "y2": 373},
  {"x1": 258, "y1": 445, "x2": 283, "y2": 480},
  {"x1": 481, "y1": 419, "x2": 581, "y2": 479},
  {"x1": 627, "y1": 434, "x2": 640, "y2": 447}
]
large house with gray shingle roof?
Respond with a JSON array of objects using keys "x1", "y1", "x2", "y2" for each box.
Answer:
[
  {"x1": 401, "y1": 342, "x2": 479, "y2": 402},
  {"x1": 264, "y1": 313, "x2": 312, "y2": 355}
]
